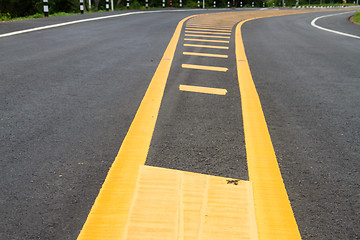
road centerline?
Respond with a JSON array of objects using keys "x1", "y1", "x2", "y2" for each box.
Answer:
[{"x1": 77, "y1": 14, "x2": 196, "y2": 240}]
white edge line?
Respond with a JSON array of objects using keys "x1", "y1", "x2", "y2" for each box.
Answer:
[
  {"x1": 0, "y1": 9, "x2": 205, "y2": 38},
  {"x1": 310, "y1": 11, "x2": 360, "y2": 40}
]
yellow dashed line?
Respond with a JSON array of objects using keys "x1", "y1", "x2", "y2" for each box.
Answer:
[
  {"x1": 179, "y1": 84, "x2": 228, "y2": 95},
  {"x1": 184, "y1": 38, "x2": 230, "y2": 43},
  {"x1": 235, "y1": 18, "x2": 301, "y2": 240},
  {"x1": 183, "y1": 52, "x2": 228, "y2": 58},
  {"x1": 185, "y1": 34, "x2": 231, "y2": 39},
  {"x1": 184, "y1": 43, "x2": 229, "y2": 49},
  {"x1": 185, "y1": 30, "x2": 231, "y2": 35},
  {"x1": 76, "y1": 14, "x2": 197, "y2": 240},
  {"x1": 185, "y1": 27, "x2": 232, "y2": 33},
  {"x1": 182, "y1": 63, "x2": 228, "y2": 72}
]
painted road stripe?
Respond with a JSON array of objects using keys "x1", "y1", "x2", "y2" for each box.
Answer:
[
  {"x1": 183, "y1": 52, "x2": 228, "y2": 58},
  {"x1": 179, "y1": 84, "x2": 228, "y2": 95},
  {"x1": 186, "y1": 24, "x2": 233, "y2": 29},
  {"x1": 185, "y1": 34, "x2": 231, "y2": 39},
  {"x1": 235, "y1": 18, "x2": 301, "y2": 239},
  {"x1": 311, "y1": 11, "x2": 360, "y2": 39},
  {"x1": 182, "y1": 63, "x2": 228, "y2": 72},
  {"x1": 123, "y1": 165, "x2": 258, "y2": 239},
  {"x1": 185, "y1": 27, "x2": 232, "y2": 32},
  {"x1": 0, "y1": 9, "x2": 204, "y2": 38},
  {"x1": 184, "y1": 38, "x2": 230, "y2": 43},
  {"x1": 184, "y1": 43, "x2": 229, "y2": 49},
  {"x1": 185, "y1": 30, "x2": 231, "y2": 35},
  {"x1": 77, "y1": 14, "x2": 196, "y2": 240}
]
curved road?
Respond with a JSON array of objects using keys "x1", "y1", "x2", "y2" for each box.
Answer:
[{"x1": 1, "y1": 9, "x2": 359, "y2": 239}]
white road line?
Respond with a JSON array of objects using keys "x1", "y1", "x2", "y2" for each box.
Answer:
[
  {"x1": 0, "y1": 9, "x2": 204, "y2": 38},
  {"x1": 311, "y1": 11, "x2": 360, "y2": 40}
]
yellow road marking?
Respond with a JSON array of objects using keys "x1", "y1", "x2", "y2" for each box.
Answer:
[
  {"x1": 185, "y1": 34, "x2": 231, "y2": 39},
  {"x1": 186, "y1": 25, "x2": 233, "y2": 30},
  {"x1": 123, "y1": 166, "x2": 258, "y2": 239},
  {"x1": 185, "y1": 30, "x2": 231, "y2": 35},
  {"x1": 184, "y1": 38, "x2": 229, "y2": 43},
  {"x1": 184, "y1": 43, "x2": 229, "y2": 49},
  {"x1": 179, "y1": 84, "x2": 228, "y2": 95},
  {"x1": 77, "y1": 14, "x2": 196, "y2": 240},
  {"x1": 183, "y1": 51, "x2": 228, "y2": 58},
  {"x1": 182, "y1": 63, "x2": 228, "y2": 72},
  {"x1": 185, "y1": 27, "x2": 232, "y2": 33},
  {"x1": 235, "y1": 18, "x2": 301, "y2": 239}
]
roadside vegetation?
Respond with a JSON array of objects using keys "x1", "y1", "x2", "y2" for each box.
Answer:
[
  {"x1": 1, "y1": 0, "x2": 359, "y2": 21},
  {"x1": 353, "y1": 11, "x2": 360, "y2": 23}
]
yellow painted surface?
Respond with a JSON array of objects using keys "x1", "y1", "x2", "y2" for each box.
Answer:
[
  {"x1": 235, "y1": 19, "x2": 302, "y2": 240},
  {"x1": 185, "y1": 30, "x2": 231, "y2": 35},
  {"x1": 185, "y1": 34, "x2": 231, "y2": 39},
  {"x1": 185, "y1": 27, "x2": 232, "y2": 32},
  {"x1": 78, "y1": 9, "x2": 345, "y2": 240},
  {"x1": 179, "y1": 84, "x2": 228, "y2": 95},
  {"x1": 77, "y1": 14, "x2": 196, "y2": 240},
  {"x1": 184, "y1": 43, "x2": 228, "y2": 49},
  {"x1": 183, "y1": 52, "x2": 228, "y2": 58},
  {"x1": 182, "y1": 64, "x2": 228, "y2": 72},
  {"x1": 123, "y1": 165, "x2": 258, "y2": 240},
  {"x1": 184, "y1": 38, "x2": 230, "y2": 43},
  {"x1": 186, "y1": 25, "x2": 233, "y2": 30}
]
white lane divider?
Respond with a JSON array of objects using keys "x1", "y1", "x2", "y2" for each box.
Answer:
[
  {"x1": 0, "y1": 9, "x2": 204, "y2": 39},
  {"x1": 311, "y1": 11, "x2": 360, "y2": 40}
]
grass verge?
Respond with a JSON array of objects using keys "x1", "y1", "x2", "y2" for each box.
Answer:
[{"x1": 353, "y1": 11, "x2": 360, "y2": 24}]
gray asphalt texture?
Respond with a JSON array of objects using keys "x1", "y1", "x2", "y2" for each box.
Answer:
[
  {"x1": 316, "y1": 10, "x2": 360, "y2": 36},
  {"x1": 1, "y1": 8, "x2": 359, "y2": 240},
  {"x1": 146, "y1": 24, "x2": 248, "y2": 180},
  {"x1": 0, "y1": 9, "x2": 216, "y2": 239},
  {"x1": 242, "y1": 12, "x2": 360, "y2": 239}
]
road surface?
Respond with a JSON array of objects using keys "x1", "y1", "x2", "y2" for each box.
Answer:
[{"x1": 1, "y1": 8, "x2": 359, "y2": 239}]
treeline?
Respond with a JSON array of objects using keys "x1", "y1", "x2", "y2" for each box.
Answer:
[{"x1": 0, "y1": 0, "x2": 353, "y2": 19}]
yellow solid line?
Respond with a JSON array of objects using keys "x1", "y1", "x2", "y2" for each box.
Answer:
[
  {"x1": 235, "y1": 18, "x2": 301, "y2": 240},
  {"x1": 77, "y1": 14, "x2": 196, "y2": 240},
  {"x1": 182, "y1": 64, "x2": 228, "y2": 72},
  {"x1": 184, "y1": 43, "x2": 229, "y2": 50},
  {"x1": 184, "y1": 38, "x2": 229, "y2": 43},
  {"x1": 185, "y1": 27, "x2": 232, "y2": 33},
  {"x1": 179, "y1": 84, "x2": 228, "y2": 95},
  {"x1": 185, "y1": 34, "x2": 231, "y2": 39},
  {"x1": 183, "y1": 52, "x2": 228, "y2": 58},
  {"x1": 185, "y1": 30, "x2": 231, "y2": 35}
]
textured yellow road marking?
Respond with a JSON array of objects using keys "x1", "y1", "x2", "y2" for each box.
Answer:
[
  {"x1": 179, "y1": 84, "x2": 228, "y2": 95},
  {"x1": 123, "y1": 166, "x2": 258, "y2": 240},
  {"x1": 77, "y1": 14, "x2": 196, "y2": 240},
  {"x1": 235, "y1": 18, "x2": 301, "y2": 240},
  {"x1": 183, "y1": 52, "x2": 228, "y2": 58},
  {"x1": 184, "y1": 43, "x2": 229, "y2": 50},
  {"x1": 185, "y1": 34, "x2": 231, "y2": 39},
  {"x1": 185, "y1": 30, "x2": 231, "y2": 35},
  {"x1": 184, "y1": 38, "x2": 229, "y2": 43},
  {"x1": 182, "y1": 63, "x2": 228, "y2": 72},
  {"x1": 186, "y1": 25, "x2": 233, "y2": 30},
  {"x1": 185, "y1": 27, "x2": 232, "y2": 32}
]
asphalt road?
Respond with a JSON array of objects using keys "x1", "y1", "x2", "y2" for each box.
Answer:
[
  {"x1": 242, "y1": 11, "x2": 360, "y2": 239},
  {"x1": 1, "y1": 8, "x2": 359, "y2": 240}
]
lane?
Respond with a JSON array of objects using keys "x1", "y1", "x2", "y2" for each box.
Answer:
[
  {"x1": 0, "y1": 10, "x2": 210, "y2": 240},
  {"x1": 242, "y1": 12, "x2": 360, "y2": 239},
  {"x1": 314, "y1": 11, "x2": 360, "y2": 37},
  {"x1": 146, "y1": 16, "x2": 248, "y2": 180},
  {"x1": 2, "y1": 8, "x2": 358, "y2": 240}
]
